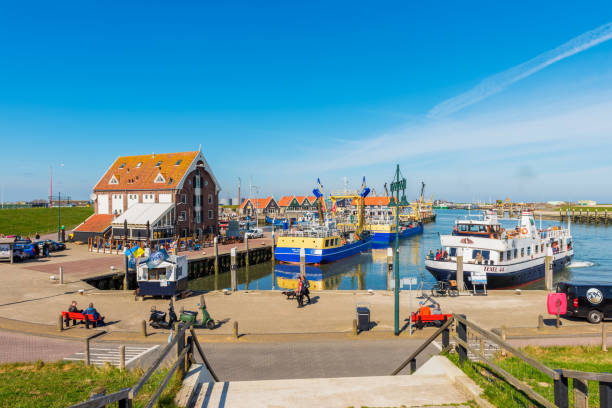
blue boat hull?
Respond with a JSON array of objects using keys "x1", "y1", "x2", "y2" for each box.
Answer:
[
  {"x1": 275, "y1": 237, "x2": 372, "y2": 264},
  {"x1": 372, "y1": 223, "x2": 423, "y2": 245}
]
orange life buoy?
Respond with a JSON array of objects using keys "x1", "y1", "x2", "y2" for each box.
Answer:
[{"x1": 521, "y1": 228, "x2": 528, "y2": 235}]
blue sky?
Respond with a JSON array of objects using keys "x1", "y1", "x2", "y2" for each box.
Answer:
[{"x1": 1, "y1": 1, "x2": 612, "y2": 203}]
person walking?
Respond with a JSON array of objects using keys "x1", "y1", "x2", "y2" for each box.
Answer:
[
  {"x1": 296, "y1": 278, "x2": 304, "y2": 308},
  {"x1": 300, "y1": 275, "x2": 311, "y2": 304}
]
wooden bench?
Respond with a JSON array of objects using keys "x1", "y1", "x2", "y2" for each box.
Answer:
[{"x1": 61, "y1": 311, "x2": 104, "y2": 329}]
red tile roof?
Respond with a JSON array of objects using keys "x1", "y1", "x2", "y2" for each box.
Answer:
[
  {"x1": 93, "y1": 151, "x2": 199, "y2": 191},
  {"x1": 240, "y1": 197, "x2": 275, "y2": 209},
  {"x1": 277, "y1": 196, "x2": 295, "y2": 207},
  {"x1": 74, "y1": 214, "x2": 115, "y2": 233}
]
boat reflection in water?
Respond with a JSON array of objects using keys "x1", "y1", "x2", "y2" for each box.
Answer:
[{"x1": 274, "y1": 255, "x2": 367, "y2": 291}]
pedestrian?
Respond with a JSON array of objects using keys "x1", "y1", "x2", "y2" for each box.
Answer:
[
  {"x1": 296, "y1": 278, "x2": 304, "y2": 308},
  {"x1": 301, "y1": 275, "x2": 311, "y2": 304},
  {"x1": 35, "y1": 232, "x2": 40, "y2": 240},
  {"x1": 435, "y1": 249, "x2": 441, "y2": 261}
]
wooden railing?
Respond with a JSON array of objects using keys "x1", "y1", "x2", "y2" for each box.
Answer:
[
  {"x1": 391, "y1": 316, "x2": 454, "y2": 375},
  {"x1": 453, "y1": 314, "x2": 612, "y2": 408},
  {"x1": 69, "y1": 322, "x2": 218, "y2": 408}
]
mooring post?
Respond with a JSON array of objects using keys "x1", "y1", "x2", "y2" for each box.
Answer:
[
  {"x1": 299, "y1": 248, "x2": 306, "y2": 279},
  {"x1": 59, "y1": 266, "x2": 63, "y2": 285},
  {"x1": 538, "y1": 314, "x2": 544, "y2": 330},
  {"x1": 233, "y1": 321, "x2": 239, "y2": 339},
  {"x1": 213, "y1": 237, "x2": 219, "y2": 276},
  {"x1": 545, "y1": 248, "x2": 553, "y2": 291},
  {"x1": 119, "y1": 345, "x2": 125, "y2": 371},
  {"x1": 271, "y1": 230, "x2": 276, "y2": 263},
  {"x1": 245, "y1": 236, "x2": 249, "y2": 266},
  {"x1": 230, "y1": 247, "x2": 237, "y2": 291},
  {"x1": 456, "y1": 248, "x2": 464, "y2": 293},
  {"x1": 353, "y1": 319, "x2": 358, "y2": 336},
  {"x1": 58, "y1": 314, "x2": 64, "y2": 331}
]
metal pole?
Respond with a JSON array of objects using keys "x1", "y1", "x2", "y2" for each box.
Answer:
[
  {"x1": 59, "y1": 266, "x2": 63, "y2": 285},
  {"x1": 230, "y1": 247, "x2": 237, "y2": 291},
  {"x1": 299, "y1": 248, "x2": 306, "y2": 278},
  {"x1": 394, "y1": 165, "x2": 400, "y2": 336},
  {"x1": 57, "y1": 192, "x2": 61, "y2": 241}
]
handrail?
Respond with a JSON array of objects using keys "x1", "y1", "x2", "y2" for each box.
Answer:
[
  {"x1": 190, "y1": 327, "x2": 219, "y2": 382},
  {"x1": 452, "y1": 335, "x2": 557, "y2": 408},
  {"x1": 144, "y1": 344, "x2": 191, "y2": 408},
  {"x1": 69, "y1": 388, "x2": 130, "y2": 408},
  {"x1": 453, "y1": 314, "x2": 559, "y2": 380},
  {"x1": 129, "y1": 329, "x2": 181, "y2": 398},
  {"x1": 391, "y1": 316, "x2": 454, "y2": 375},
  {"x1": 560, "y1": 368, "x2": 612, "y2": 382}
]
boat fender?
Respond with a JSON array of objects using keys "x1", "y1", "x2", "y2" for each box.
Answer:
[{"x1": 521, "y1": 228, "x2": 528, "y2": 234}]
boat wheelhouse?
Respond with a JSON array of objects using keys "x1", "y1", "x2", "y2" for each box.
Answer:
[
  {"x1": 425, "y1": 210, "x2": 573, "y2": 288},
  {"x1": 137, "y1": 252, "x2": 188, "y2": 297}
]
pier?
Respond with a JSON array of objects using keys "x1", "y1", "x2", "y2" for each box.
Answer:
[{"x1": 533, "y1": 208, "x2": 612, "y2": 224}]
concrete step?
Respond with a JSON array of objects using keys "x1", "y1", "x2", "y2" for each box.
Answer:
[{"x1": 177, "y1": 356, "x2": 489, "y2": 408}]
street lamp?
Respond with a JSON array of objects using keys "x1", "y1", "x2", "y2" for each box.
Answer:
[{"x1": 390, "y1": 164, "x2": 407, "y2": 336}]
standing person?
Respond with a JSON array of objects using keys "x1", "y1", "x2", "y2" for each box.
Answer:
[
  {"x1": 35, "y1": 232, "x2": 40, "y2": 240},
  {"x1": 301, "y1": 275, "x2": 311, "y2": 304},
  {"x1": 296, "y1": 278, "x2": 304, "y2": 308}
]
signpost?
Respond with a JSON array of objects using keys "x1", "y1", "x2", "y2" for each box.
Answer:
[{"x1": 390, "y1": 164, "x2": 407, "y2": 336}]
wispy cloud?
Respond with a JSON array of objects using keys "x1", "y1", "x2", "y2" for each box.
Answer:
[{"x1": 428, "y1": 21, "x2": 612, "y2": 118}]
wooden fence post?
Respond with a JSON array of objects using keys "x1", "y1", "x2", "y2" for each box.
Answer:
[
  {"x1": 176, "y1": 325, "x2": 186, "y2": 381},
  {"x1": 573, "y1": 378, "x2": 588, "y2": 408},
  {"x1": 601, "y1": 381, "x2": 612, "y2": 408},
  {"x1": 119, "y1": 345, "x2": 125, "y2": 371},
  {"x1": 538, "y1": 315, "x2": 544, "y2": 330},
  {"x1": 442, "y1": 322, "x2": 450, "y2": 349},
  {"x1": 85, "y1": 337, "x2": 91, "y2": 366},
  {"x1": 457, "y1": 314, "x2": 467, "y2": 365},
  {"x1": 554, "y1": 370, "x2": 569, "y2": 408}
]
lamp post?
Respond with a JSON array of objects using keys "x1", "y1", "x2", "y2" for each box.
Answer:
[
  {"x1": 57, "y1": 192, "x2": 61, "y2": 241},
  {"x1": 390, "y1": 164, "x2": 407, "y2": 336}
]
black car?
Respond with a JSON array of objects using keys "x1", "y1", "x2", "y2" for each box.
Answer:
[
  {"x1": 557, "y1": 281, "x2": 612, "y2": 324},
  {"x1": 37, "y1": 240, "x2": 66, "y2": 252}
]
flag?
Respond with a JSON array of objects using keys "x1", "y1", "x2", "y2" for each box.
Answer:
[
  {"x1": 146, "y1": 249, "x2": 169, "y2": 269},
  {"x1": 133, "y1": 246, "x2": 145, "y2": 259}
]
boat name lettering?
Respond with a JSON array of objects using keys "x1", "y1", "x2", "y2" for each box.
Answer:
[{"x1": 483, "y1": 266, "x2": 504, "y2": 272}]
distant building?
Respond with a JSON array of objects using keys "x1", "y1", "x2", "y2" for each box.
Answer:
[
  {"x1": 277, "y1": 196, "x2": 320, "y2": 215},
  {"x1": 73, "y1": 151, "x2": 220, "y2": 242},
  {"x1": 239, "y1": 197, "x2": 279, "y2": 217},
  {"x1": 578, "y1": 200, "x2": 597, "y2": 206},
  {"x1": 547, "y1": 201, "x2": 566, "y2": 206}
]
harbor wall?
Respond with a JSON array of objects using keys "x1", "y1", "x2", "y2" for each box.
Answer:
[{"x1": 186, "y1": 246, "x2": 273, "y2": 280}]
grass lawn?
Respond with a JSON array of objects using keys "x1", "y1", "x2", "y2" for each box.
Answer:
[
  {"x1": 0, "y1": 360, "x2": 180, "y2": 408},
  {"x1": 448, "y1": 345, "x2": 612, "y2": 407},
  {"x1": 0, "y1": 207, "x2": 93, "y2": 237},
  {"x1": 560, "y1": 206, "x2": 612, "y2": 212}
]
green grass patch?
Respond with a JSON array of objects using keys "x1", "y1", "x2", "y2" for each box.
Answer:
[
  {"x1": 447, "y1": 345, "x2": 612, "y2": 407},
  {"x1": 0, "y1": 360, "x2": 180, "y2": 408},
  {"x1": 0, "y1": 207, "x2": 93, "y2": 237},
  {"x1": 560, "y1": 206, "x2": 612, "y2": 212}
]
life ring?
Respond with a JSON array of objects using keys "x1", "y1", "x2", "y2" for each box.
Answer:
[{"x1": 521, "y1": 228, "x2": 528, "y2": 235}]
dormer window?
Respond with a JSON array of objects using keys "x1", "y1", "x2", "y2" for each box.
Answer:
[
  {"x1": 109, "y1": 175, "x2": 119, "y2": 185},
  {"x1": 175, "y1": 160, "x2": 182, "y2": 166},
  {"x1": 154, "y1": 173, "x2": 166, "y2": 183},
  {"x1": 119, "y1": 163, "x2": 126, "y2": 169},
  {"x1": 136, "y1": 162, "x2": 143, "y2": 168}
]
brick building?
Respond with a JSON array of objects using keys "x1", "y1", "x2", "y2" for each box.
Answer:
[{"x1": 73, "y1": 150, "x2": 220, "y2": 241}]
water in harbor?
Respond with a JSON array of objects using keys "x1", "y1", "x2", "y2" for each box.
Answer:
[{"x1": 188, "y1": 210, "x2": 612, "y2": 292}]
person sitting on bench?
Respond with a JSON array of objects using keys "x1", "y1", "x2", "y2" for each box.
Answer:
[
  {"x1": 83, "y1": 303, "x2": 104, "y2": 325},
  {"x1": 68, "y1": 301, "x2": 82, "y2": 313}
]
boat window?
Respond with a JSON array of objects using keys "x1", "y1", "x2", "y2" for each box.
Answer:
[
  {"x1": 325, "y1": 239, "x2": 329, "y2": 247},
  {"x1": 527, "y1": 247, "x2": 531, "y2": 256},
  {"x1": 507, "y1": 250, "x2": 512, "y2": 260},
  {"x1": 499, "y1": 251, "x2": 504, "y2": 261},
  {"x1": 481, "y1": 250, "x2": 490, "y2": 260},
  {"x1": 520, "y1": 248, "x2": 525, "y2": 257},
  {"x1": 541, "y1": 244, "x2": 544, "y2": 252},
  {"x1": 335, "y1": 238, "x2": 339, "y2": 246},
  {"x1": 535, "y1": 245, "x2": 539, "y2": 254},
  {"x1": 147, "y1": 267, "x2": 168, "y2": 280},
  {"x1": 449, "y1": 248, "x2": 456, "y2": 257},
  {"x1": 514, "y1": 249, "x2": 518, "y2": 258}
]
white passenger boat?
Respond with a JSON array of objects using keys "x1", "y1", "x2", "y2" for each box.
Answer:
[{"x1": 425, "y1": 210, "x2": 573, "y2": 288}]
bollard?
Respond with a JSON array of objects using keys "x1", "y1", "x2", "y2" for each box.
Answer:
[
  {"x1": 353, "y1": 319, "x2": 358, "y2": 336},
  {"x1": 556, "y1": 298, "x2": 561, "y2": 328},
  {"x1": 85, "y1": 337, "x2": 91, "y2": 366},
  {"x1": 233, "y1": 321, "x2": 239, "y2": 339},
  {"x1": 245, "y1": 236, "x2": 249, "y2": 266},
  {"x1": 58, "y1": 314, "x2": 64, "y2": 331},
  {"x1": 59, "y1": 266, "x2": 63, "y2": 285},
  {"x1": 603, "y1": 323, "x2": 608, "y2": 352},
  {"x1": 456, "y1": 248, "x2": 464, "y2": 293},
  {"x1": 230, "y1": 248, "x2": 237, "y2": 291},
  {"x1": 538, "y1": 315, "x2": 544, "y2": 330},
  {"x1": 119, "y1": 345, "x2": 125, "y2": 371},
  {"x1": 141, "y1": 320, "x2": 147, "y2": 337}
]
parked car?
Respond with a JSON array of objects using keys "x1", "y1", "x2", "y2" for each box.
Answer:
[
  {"x1": 13, "y1": 242, "x2": 38, "y2": 259},
  {"x1": 37, "y1": 240, "x2": 66, "y2": 252},
  {"x1": 11, "y1": 248, "x2": 28, "y2": 262},
  {"x1": 244, "y1": 228, "x2": 264, "y2": 239},
  {"x1": 557, "y1": 281, "x2": 612, "y2": 324}
]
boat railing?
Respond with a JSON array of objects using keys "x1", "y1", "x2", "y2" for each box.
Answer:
[
  {"x1": 279, "y1": 230, "x2": 337, "y2": 238},
  {"x1": 540, "y1": 229, "x2": 571, "y2": 239}
]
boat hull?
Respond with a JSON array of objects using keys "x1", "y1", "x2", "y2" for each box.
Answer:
[
  {"x1": 275, "y1": 238, "x2": 372, "y2": 264},
  {"x1": 372, "y1": 223, "x2": 423, "y2": 245},
  {"x1": 425, "y1": 253, "x2": 573, "y2": 289}
]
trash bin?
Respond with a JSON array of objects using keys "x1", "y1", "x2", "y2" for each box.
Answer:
[{"x1": 356, "y1": 303, "x2": 370, "y2": 332}]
